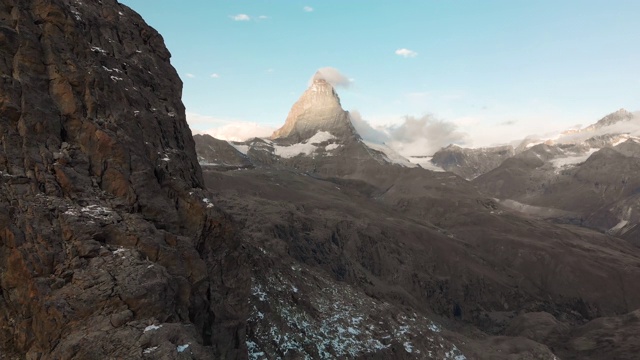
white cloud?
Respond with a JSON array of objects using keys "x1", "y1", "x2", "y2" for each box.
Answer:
[
  {"x1": 309, "y1": 67, "x2": 352, "y2": 88},
  {"x1": 395, "y1": 48, "x2": 418, "y2": 58},
  {"x1": 258, "y1": 15, "x2": 269, "y2": 19},
  {"x1": 199, "y1": 123, "x2": 276, "y2": 142},
  {"x1": 350, "y1": 111, "x2": 390, "y2": 144},
  {"x1": 210, "y1": 73, "x2": 220, "y2": 78},
  {"x1": 185, "y1": 73, "x2": 196, "y2": 79},
  {"x1": 187, "y1": 112, "x2": 276, "y2": 142},
  {"x1": 230, "y1": 14, "x2": 250, "y2": 21},
  {"x1": 350, "y1": 112, "x2": 469, "y2": 156},
  {"x1": 303, "y1": 6, "x2": 314, "y2": 12}
]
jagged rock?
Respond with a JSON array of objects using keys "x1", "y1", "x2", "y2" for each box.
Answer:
[
  {"x1": 0, "y1": 1, "x2": 248, "y2": 358},
  {"x1": 271, "y1": 77, "x2": 357, "y2": 143},
  {"x1": 431, "y1": 144, "x2": 515, "y2": 179}
]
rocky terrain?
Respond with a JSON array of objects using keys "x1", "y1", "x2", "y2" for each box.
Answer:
[
  {"x1": 430, "y1": 109, "x2": 639, "y2": 180},
  {"x1": 195, "y1": 76, "x2": 640, "y2": 359},
  {"x1": 431, "y1": 145, "x2": 515, "y2": 180},
  {"x1": 473, "y1": 135, "x2": 640, "y2": 241},
  {"x1": 0, "y1": 1, "x2": 247, "y2": 358},
  {"x1": 3, "y1": 0, "x2": 640, "y2": 359}
]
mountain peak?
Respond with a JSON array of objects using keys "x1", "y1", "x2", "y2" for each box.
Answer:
[
  {"x1": 587, "y1": 108, "x2": 635, "y2": 130},
  {"x1": 271, "y1": 74, "x2": 357, "y2": 143}
]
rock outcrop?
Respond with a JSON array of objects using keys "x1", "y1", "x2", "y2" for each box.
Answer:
[{"x1": 0, "y1": 1, "x2": 247, "y2": 358}]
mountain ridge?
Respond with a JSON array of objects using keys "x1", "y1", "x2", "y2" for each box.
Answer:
[{"x1": 193, "y1": 73, "x2": 640, "y2": 359}]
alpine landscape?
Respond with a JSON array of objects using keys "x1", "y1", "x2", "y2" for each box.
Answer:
[{"x1": 1, "y1": 1, "x2": 640, "y2": 359}]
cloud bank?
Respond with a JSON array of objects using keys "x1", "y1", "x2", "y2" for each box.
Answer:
[
  {"x1": 310, "y1": 67, "x2": 352, "y2": 88},
  {"x1": 556, "y1": 113, "x2": 640, "y2": 144},
  {"x1": 186, "y1": 112, "x2": 276, "y2": 142},
  {"x1": 350, "y1": 112, "x2": 469, "y2": 156}
]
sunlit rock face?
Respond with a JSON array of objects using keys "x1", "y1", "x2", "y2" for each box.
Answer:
[{"x1": 271, "y1": 77, "x2": 358, "y2": 143}]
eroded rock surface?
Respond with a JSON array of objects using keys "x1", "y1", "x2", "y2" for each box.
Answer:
[{"x1": 0, "y1": 1, "x2": 248, "y2": 358}]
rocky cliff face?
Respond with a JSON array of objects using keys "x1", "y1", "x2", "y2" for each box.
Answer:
[
  {"x1": 271, "y1": 77, "x2": 357, "y2": 143},
  {"x1": 0, "y1": 1, "x2": 247, "y2": 358}
]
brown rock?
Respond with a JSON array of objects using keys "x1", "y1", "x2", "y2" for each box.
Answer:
[{"x1": 0, "y1": 1, "x2": 248, "y2": 358}]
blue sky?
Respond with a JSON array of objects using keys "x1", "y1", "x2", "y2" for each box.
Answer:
[{"x1": 120, "y1": 0, "x2": 639, "y2": 147}]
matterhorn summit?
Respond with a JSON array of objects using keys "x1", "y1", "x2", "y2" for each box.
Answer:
[{"x1": 271, "y1": 73, "x2": 358, "y2": 143}]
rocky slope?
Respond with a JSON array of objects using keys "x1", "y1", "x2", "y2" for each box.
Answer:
[
  {"x1": 431, "y1": 144, "x2": 515, "y2": 179},
  {"x1": 0, "y1": 1, "x2": 247, "y2": 358},
  {"x1": 428, "y1": 109, "x2": 639, "y2": 180},
  {"x1": 195, "y1": 74, "x2": 640, "y2": 358},
  {"x1": 473, "y1": 138, "x2": 640, "y2": 240},
  {"x1": 201, "y1": 153, "x2": 640, "y2": 359},
  {"x1": 193, "y1": 134, "x2": 252, "y2": 170}
]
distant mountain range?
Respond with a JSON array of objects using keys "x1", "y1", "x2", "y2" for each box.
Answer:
[{"x1": 194, "y1": 76, "x2": 640, "y2": 359}]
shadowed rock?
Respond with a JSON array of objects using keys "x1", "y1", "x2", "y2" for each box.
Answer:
[{"x1": 0, "y1": 1, "x2": 248, "y2": 358}]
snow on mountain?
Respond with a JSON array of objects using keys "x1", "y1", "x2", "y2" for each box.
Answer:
[
  {"x1": 272, "y1": 131, "x2": 338, "y2": 158},
  {"x1": 362, "y1": 141, "x2": 418, "y2": 168}
]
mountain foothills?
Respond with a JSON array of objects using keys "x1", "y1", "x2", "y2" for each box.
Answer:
[{"x1": 1, "y1": 1, "x2": 640, "y2": 360}]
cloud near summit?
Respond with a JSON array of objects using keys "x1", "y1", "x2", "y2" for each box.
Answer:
[{"x1": 309, "y1": 67, "x2": 352, "y2": 88}]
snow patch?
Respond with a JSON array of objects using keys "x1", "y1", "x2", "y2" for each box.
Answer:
[
  {"x1": 176, "y1": 344, "x2": 189, "y2": 353},
  {"x1": 90, "y1": 46, "x2": 107, "y2": 55},
  {"x1": 307, "y1": 131, "x2": 336, "y2": 144},
  {"x1": 273, "y1": 142, "x2": 318, "y2": 158},
  {"x1": 408, "y1": 156, "x2": 446, "y2": 172},
  {"x1": 143, "y1": 324, "x2": 162, "y2": 332},
  {"x1": 230, "y1": 143, "x2": 250, "y2": 155},
  {"x1": 247, "y1": 340, "x2": 265, "y2": 360},
  {"x1": 609, "y1": 219, "x2": 629, "y2": 234},
  {"x1": 272, "y1": 131, "x2": 339, "y2": 158},
  {"x1": 550, "y1": 148, "x2": 598, "y2": 170},
  {"x1": 202, "y1": 198, "x2": 214, "y2": 208},
  {"x1": 247, "y1": 271, "x2": 465, "y2": 359},
  {"x1": 251, "y1": 282, "x2": 268, "y2": 302},
  {"x1": 403, "y1": 341, "x2": 414, "y2": 353},
  {"x1": 363, "y1": 141, "x2": 417, "y2": 167},
  {"x1": 142, "y1": 346, "x2": 158, "y2": 354}
]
